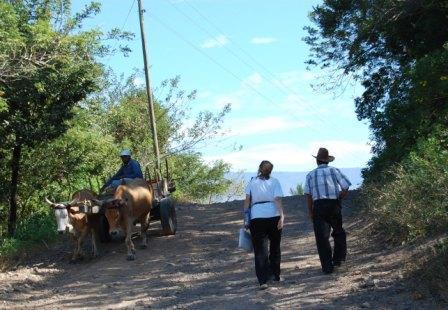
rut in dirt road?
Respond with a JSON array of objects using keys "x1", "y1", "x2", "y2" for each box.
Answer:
[{"x1": 0, "y1": 193, "x2": 442, "y2": 309}]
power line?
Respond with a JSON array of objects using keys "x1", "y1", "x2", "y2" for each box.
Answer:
[
  {"x1": 149, "y1": 4, "x2": 367, "y2": 166},
  {"x1": 148, "y1": 12, "x2": 322, "y2": 135},
  {"x1": 121, "y1": 0, "x2": 137, "y2": 34},
  {"x1": 169, "y1": 0, "x2": 347, "y2": 133},
  {"x1": 171, "y1": 0, "x2": 366, "y2": 164},
  {"x1": 104, "y1": 0, "x2": 136, "y2": 63}
]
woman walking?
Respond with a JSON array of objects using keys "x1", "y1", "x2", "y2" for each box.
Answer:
[{"x1": 243, "y1": 160, "x2": 284, "y2": 289}]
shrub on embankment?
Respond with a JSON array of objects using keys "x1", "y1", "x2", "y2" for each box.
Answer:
[
  {"x1": 0, "y1": 211, "x2": 58, "y2": 268},
  {"x1": 362, "y1": 130, "x2": 448, "y2": 243},
  {"x1": 361, "y1": 129, "x2": 448, "y2": 301}
]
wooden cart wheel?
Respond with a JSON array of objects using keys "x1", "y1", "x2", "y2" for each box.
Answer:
[{"x1": 160, "y1": 197, "x2": 177, "y2": 235}]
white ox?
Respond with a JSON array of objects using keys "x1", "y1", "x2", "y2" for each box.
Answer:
[{"x1": 46, "y1": 189, "x2": 101, "y2": 262}]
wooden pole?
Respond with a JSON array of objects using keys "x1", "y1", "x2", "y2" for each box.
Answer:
[{"x1": 137, "y1": 0, "x2": 161, "y2": 173}]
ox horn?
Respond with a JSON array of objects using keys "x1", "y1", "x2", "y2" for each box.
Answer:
[{"x1": 44, "y1": 197, "x2": 55, "y2": 206}]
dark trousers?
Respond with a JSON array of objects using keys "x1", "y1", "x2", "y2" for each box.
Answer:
[
  {"x1": 312, "y1": 199, "x2": 347, "y2": 272},
  {"x1": 249, "y1": 216, "x2": 282, "y2": 285}
]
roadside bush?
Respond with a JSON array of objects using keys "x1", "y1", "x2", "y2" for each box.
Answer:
[
  {"x1": 15, "y1": 211, "x2": 57, "y2": 243},
  {"x1": 290, "y1": 183, "x2": 304, "y2": 196},
  {"x1": 362, "y1": 130, "x2": 448, "y2": 242},
  {"x1": 0, "y1": 211, "x2": 57, "y2": 259},
  {"x1": 0, "y1": 237, "x2": 21, "y2": 258},
  {"x1": 168, "y1": 154, "x2": 231, "y2": 203}
]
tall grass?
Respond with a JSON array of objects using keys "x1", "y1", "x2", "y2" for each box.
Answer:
[
  {"x1": 362, "y1": 133, "x2": 448, "y2": 301},
  {"x1": 362, "y1": 135, "x2": 448, "y2": 242}
]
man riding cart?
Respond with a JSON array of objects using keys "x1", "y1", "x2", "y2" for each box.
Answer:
[{"x1": 101, "y1": 149, "x2": 143, "y2": 192}]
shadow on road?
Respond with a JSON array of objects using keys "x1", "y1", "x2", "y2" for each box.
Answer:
[{"x1": 1, "y1": 192, "x2": 442, "y2": 309}]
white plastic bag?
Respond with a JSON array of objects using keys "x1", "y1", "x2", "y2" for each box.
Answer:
[{"x1": 238, "y1": 228, "x2": 253, "y2": 252}]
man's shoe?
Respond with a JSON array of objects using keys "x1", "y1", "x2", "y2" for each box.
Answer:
[
  {"x1": 323, "y1": 268, "x2": 334, "y2": 274},
  {"x1": 333, "y1": 261, "x2": 342, "y2": 267},
  {"x1": 259, "y1": 284, "x2": 268, "y2": 290}
]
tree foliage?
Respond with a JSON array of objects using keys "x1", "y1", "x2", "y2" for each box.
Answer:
[
  {"x1": 304, "y1": 0, "x2": 448, "y2": 179},
  {"x1": 0, "y1": 0, "x2": 111, "y2": 147},
  {"x1": 362, "y1": 126, "x2": 448, "y2": 241},
  {"x1": 100, "y1": 74, "x2": 232, "y2": 203},
  {"x1": 0, "y1": 1, "x2": 232, "y2": 246},
  {"x1": 167, "y1": 154, "x2": 231, "y2": 203},
  {"x1": 0, "y1": 0, "x2": 131, "y2": 236}
]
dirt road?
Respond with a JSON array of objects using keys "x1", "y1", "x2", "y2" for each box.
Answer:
[{"x1": 0, "y1": 194, "x2": 442, "y2": 309}]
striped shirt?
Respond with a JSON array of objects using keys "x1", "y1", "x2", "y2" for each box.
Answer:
[{"x1": 304, "y1": 164, "x2": 351, "y2": 201}]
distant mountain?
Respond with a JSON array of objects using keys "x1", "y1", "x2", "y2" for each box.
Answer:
[{"x1": 225, "y1": 167, "x2": 363, "y2": 199}]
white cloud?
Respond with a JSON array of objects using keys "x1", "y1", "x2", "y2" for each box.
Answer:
[
  {"x1": 224, "y1": 116, "x2": 307, "y2": 137},
  {"x1": 213, "y1": 94, "x2": 242, "y2": 110},
  {"x1": 196, "y1": 90, "x2": 213, "y2": 100},
  {"x1": 205, "y1": 143, "x2": 306, "y2": 171},
  {"x1": 241, "y1": 72, "x2": 263, "y2": 89},
  {"x1": 200, "y1": 35, "x2": 229, "y2": 49},
  {"x1": 200, "y1": 72, "x2": 264, "y2": 111},
  {"x1": 250, "y1": 37, "x2": 278, "y2": 45},
  {"x1": 204, "y1": 140, "x2": 371, "y2": 171},
  {"x1": 272, "y1": 70, "x2": 360, "y2": 118}
]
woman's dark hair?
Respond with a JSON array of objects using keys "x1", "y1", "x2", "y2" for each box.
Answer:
[{"x1": 257, "y1": 160, "x2": 273, "y2": 180}]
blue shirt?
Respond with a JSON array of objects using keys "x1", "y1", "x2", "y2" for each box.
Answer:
[
  {"x1": 304, "y1": 164, "x2": 351, "y2": 201},
  {"x1": 105, "y1": 159, "x2": 143, "y2": 186}
]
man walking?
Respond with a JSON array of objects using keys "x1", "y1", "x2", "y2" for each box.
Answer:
[{"x1": 304, "y1": 148, "x2": 351, "y2": 274}]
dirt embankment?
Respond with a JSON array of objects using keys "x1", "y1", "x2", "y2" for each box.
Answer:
[{"x1": 0, "y1": 192, "x2": 446, "y2": 309}]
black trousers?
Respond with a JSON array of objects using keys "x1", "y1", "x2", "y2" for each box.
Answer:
[
  {"x1": 312, "y1": 199, "x2": 347, "y2": 273},
  {"x1": 249, "y1": 216, "x2": 282, "y2": 285}
]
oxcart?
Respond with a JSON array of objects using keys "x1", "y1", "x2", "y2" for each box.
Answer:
[{"x1": 82, "y1": 163, "x2": 177, "y2": 243}]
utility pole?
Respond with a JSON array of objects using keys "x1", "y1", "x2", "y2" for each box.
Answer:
[{"x1": 137, "y1": 0, "x2": 161, "y2": 174}]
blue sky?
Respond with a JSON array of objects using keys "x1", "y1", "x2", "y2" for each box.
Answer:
[{"x1": 73, "y1": 0, "x2": 372, "y2": 172}]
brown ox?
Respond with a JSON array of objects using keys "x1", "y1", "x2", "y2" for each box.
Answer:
[
  {"x1": 46, "y1": 189, "x2": 101, "y2": 262},
  {"x1": 99, "y1": 179, "x2": 153, "y2": 261}
]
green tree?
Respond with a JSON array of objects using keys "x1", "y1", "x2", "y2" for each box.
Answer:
[
  {"x1": 102, "y1": 74, "x2": 230, "y2": 166},
  {"x1": 290, "y1": 183, "x2": 304, "y2": 196},
  {"x1": 100, "y1": 74, "x2": 232, "y2": 201},
  {"x1": 168, "y1": 154, "x2": 231, "y2": 203},
  {"x1": 304, "y1": 0, "x2": 448, "y2": 180},
  {"x1": 0, "y1": 1, "x2": 121, "y2": 236},
  {"x1": 18, "y1": 107, "x2": 118, "y2": 208}
]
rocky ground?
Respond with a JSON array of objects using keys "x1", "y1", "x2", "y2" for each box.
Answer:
[{"x1": 0, "y1": 192, "x2": 446, "y2": 309}]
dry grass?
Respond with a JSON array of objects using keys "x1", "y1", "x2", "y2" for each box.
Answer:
[{"x1": 361, "y1": 160, "x2": 448, "y2": 304}]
